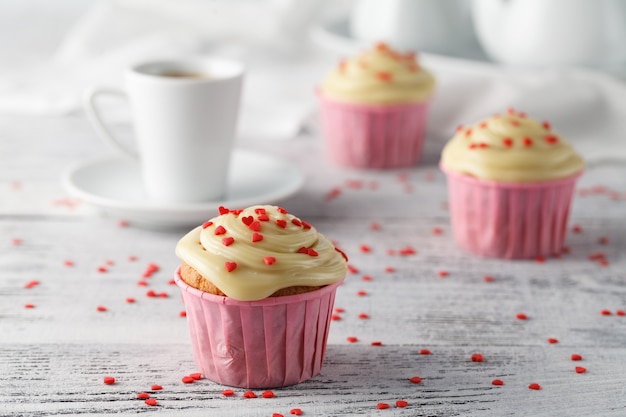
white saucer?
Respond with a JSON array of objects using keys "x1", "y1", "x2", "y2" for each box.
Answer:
[{"x1": 62, "y1": 149, "x2": 304, "y2": 229}]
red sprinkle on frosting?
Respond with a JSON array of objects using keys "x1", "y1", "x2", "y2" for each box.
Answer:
[
  {"x1": 222, "y1": 237, "x2": 235, "y2": 246},
  {"x1": 224, "y1": 262, "x2": 237, "y2": 272},
  {"x1": 214, "y1": 225, "x2": 226, "y2": 235},
  {"x1": 218, "y1": 206, "x2": 229, "y2": 215},
  {"x1": 263, "y1": 256, "x2": 276, "y2": 265}
]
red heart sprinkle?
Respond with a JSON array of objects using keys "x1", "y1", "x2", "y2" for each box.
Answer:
[
  {"x1": 144, "y1": 398, "x2": 157, "y2": 406},
  {"x1": 24, "y1": 304, "x2": 35, "y2": 309},
  {"x1": 307, "y1": 249, "x2": 318, "y2": 257},
  {"x1": 516, "y1": 313, "x2": 528, "y2": 320},
  {"x1": 528, "y1": 383, "x2": 541, "y2": 390},
  {"x1": 222, "y1": 389, "x2": 235, "y2": 396},
  {"x1": 222, "y1": 237, "x2": 235, "y2": 246},
  {"x1": 190, "y1": 373, "x2": 202, "y2": 380},
  {"x1": 243, "y1": 391, "x2": 257, "y2": 398},
  {"x1": 297, "y1": 247, "x2": 308, "y2": 254},
  {"x1": 218, "y1": 206, "x2": 229, "y2": 215},
  {"x1": 395, "y1": 400, "x2": 408, "y2": 408},
  {"x1": 545, "y1": 135, "x2": 558, "y2": 144},
  {"x1": 277, "y1": 207, "x2": 288, "y2": 214},
  {"x1": 137, "y1": 392, "x2": 150, "y2": 399},
  {"x1": 575, "y1": 366, "x2": 587, "y2": 374},
  {"x1": 261, "y1": 390, "x2": 274, "y2": 398},
  {"x1": 214, "y1": 225, "x2": 226, "y2": 235},
  {"x1": 151, "y1": 384, "x2": 162, "y2": 390},
  {"x1": 275, "y1": 219, "x2": 287, "y2": 228},
  {"x1": 542, "y1": 121, "x2": 551, "y2": 130},
  {"x1": 502, "y1": 138, "x2": 513, "y2": 147},
  {"x1": 251, "y1": 233, "x2": 263, "y2": 243},
  {"x1": 263, "y1": 257, "x2": 276, "y2": 265},
  {"x1": 571, "y1": 354, "x2": 583, "y2": 361},
  {"x1": 616, "y1": 310, "x2": 625, "y2": 316},
  {"x1": 346, "y1": 336, "x2": 358, "y2": 343},
  {"x1": 181, "y1": 376, "x2": 194, "y2": 384},
  {"x1": 522, "y1": 137, "x2": 533, "y2": 147},
  {"x1": 600, "y1": 309, "x2": 612, "y2": 316},
  {"x1": 291, "y1": 218, "x2": 302, "y2": 227},
  {"x1": 202, "y1": 221, "x2": 213, "y2": 229},
  {"x1": 376, "y1": 403, "x2": 390, "y2": 410},
  {"x1": 302, "y1": 221, "x2": 312, "y2": 229},
  {"x1": 409, "y1": 376, "x2": 422, "y2": 384},
  {"x1": 241, "y1": 216, "x2": 254, "y2": 225},
  {"x1": 471, "y1": 353, "x2": 483, "y2": 362},
  {"x1": 547, "y1": 338, "x2": 559, "y2": 344},
  {"x1": 224, "y1": 262, "x2": 237, "y2": 272},
  {"x1": 96, "y1": 306, "x2": 107, "y2": 312},
  {"x1": 103, "y1": 376, "x2": 115, "y2": 385},
  {"x1": 248, "y1": 221, "x2": 261, "y2": 231},
  {"x1": 371, "y1": 341, "x2": 382, "y2": 346},
  {"x1": 491, "y1": 379, "x2": 504, "y2": 386},
  {"x1": 257, "y1": 214, "x2": 270, "y2": 222},
  {"x1": 289, "y1": 408, "x2": 302, "y2": 415},
  {"x1": 254, "y1": 208, "x2": 266, "y2": 215},
  {"x1": 419, "y1": 349, "x2": 431, "y2": 355}
]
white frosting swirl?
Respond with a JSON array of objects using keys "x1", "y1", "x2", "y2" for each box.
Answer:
[
  {"x1": 319, "y1": 42, "x2": 435, "y2": 104},
  {"x1": 175, "y1": 205, "x2": 347, "y2": 301},
  {"x1": 441, "y1": 110, "x2": 584, "y2": 182}
]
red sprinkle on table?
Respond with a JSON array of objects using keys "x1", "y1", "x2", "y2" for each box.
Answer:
[
  {"x1": 409, "y1": 376, "x2": 422, "y2": 384},
  {"x1": 528, "y1": 383, "x2": 541, "y2": 390},
  {"x1": 189, "y1": 373, "x2": 201, "y2": 380},
  {"x1": 356, "y1": 290, "x2": 367, "y2": 296},
  {"x1": 137, "y1": 392, "x2": 150, "y2": 399},
  {"x1": 471, "y1": 353, "x2": 483, "y2": 362},
  {"x1": 370, "y1": 222, "x2": 381, "y2": 231},
  {"x1": 575, "y1": 366, "x2": 587, "y2": 374},
  {"x1": 151, "y1": 384, "x2": 163, "y2": 390},
  {"x1": 331, "y1": 315, "x2": 341, "y2": 321},
  {"x1": 616, "y1": 310, "x2": 625, "y2": 316},
  {"x1": 289, "y1": 408, "x2": 302, "y2": 415},
  {"x1": 103, "y1": 376, "x2": 115, "y2": 385},
  {"x1": 385, "y1": 267, "x2": 395, "y2": 273},
  {"x1": 396, "y1": 400, "x2": 409, "y2": 408},
  {"x1": 97, "y1": 267, "x2": 107, "y2": 273},
  {"x1": 181, "y1": 376, "x2": 195, "y2": 384},
  {"x1": 361, "y1": 275, "x2": 372, "y2": 281},
  {"x1": 572, "y1": 225, "x2": 582, "y2": 233},
  {"x1": 222, "y1": 237, "x2": 235, "y2": 246},
  {"x1": 547, "y1": 338, "x2": 559, "y2": 344},
  {"x1": 346, "y1": 336, "x2": 358, "y2": 343},
  {"x1": 491, "y1": 379, "x2": 504, "y2": 386},
  {"x1": 600, "y1": 309, "x2": 612, "y2": 316},
  {"x1": 179, "y1": 311, "x2": 186, "y2": 317},
  {"x1": 243, "y1": 391, "x2": 257, "y2": 398},
  {"x1": 96, "y1": 306, "x2": 107, "y2": 312},
  {"x1": 516, "y1": 313, "x2": 528, "y2": 320},
  {"x1": 371, "y1": 341, "x2": 383, "y2": 346},
  {"x1": 358, "y1": 313, "x2": 369, "y2": 319},
  {"x1": 251, "y1": 232, "x2": 263, "y2": 243},
  {"x1": 598, "y1": 237, "x2": 609, "y2": 245},
  {"x1": 144, "y1": 398, "x2": 157, "y2": 406},
  {"x1": 359, "y1": 244, "x2": 371, "y2": 253},
  {"x1": 483, "y1": 275, "x2": 494, "y2": 282},
  {"x1": 222, "y1": 389, "x2": 235, "y2": 396},
  {"x1": 126, "y1": 297, "x2": 135, "y2": 303},
  {"x1": 63, "y1": 260, "x2": 74, "y2": 267},
  {"x1": 24, "y1": 304, "x2": 35, "y2": 309},
  {"x1": 347, "y1": 265, "x2": 358, "y2": 274},
  {"x1": 261, "y1": 390, "x2": 274, "y2": 398},
  {"x1": 432, "y1": 227, "x2": 442, "y2": 235},
  {"x1": 399, "y1": 246, "x2": 416, "y2": 256},
  {"x1": 272, "y1": 414, "x2": 284, "y2": 417},
  {"x1": 419, "y1": 349, "x2": 431, "y2": 355},
  {"x1": 437, "y1": 270, "x2": 448, "y2": 278},
  {"x1": 224, "y1": 262, "x2": 237, "y2": 272},
  {"x1": 146, "y1": 290, "x2": 156, "y2": 297},
  {"x1": 24, "y1": 280, "x2": 39, "y2": 289},
  {"x1": 376, "y1": 403, "x2": 390, "y2": 410},
  {"x1": 571, "y1": 354, "x2": 583, "y2": 361},
  {"x1": 137, "y1": 280, "x2": 147, "y2": 287}
]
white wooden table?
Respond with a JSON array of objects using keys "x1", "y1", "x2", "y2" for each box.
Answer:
[{"x1": 1, "y1": 113, "x2": 625, "y2": 417}]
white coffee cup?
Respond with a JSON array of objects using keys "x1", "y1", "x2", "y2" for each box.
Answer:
[{"x1": 83, "y1": 57, "x2": 244, "y2": 203}]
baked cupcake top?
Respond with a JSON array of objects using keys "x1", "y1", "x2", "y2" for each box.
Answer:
[
  {"x1": 440, "y1": 109, "x2": 584, "y2": 182},
  {"x1": 319, "y1": 42, "x2": 435, "y2": 104},
  {"x1": 175, "y1": 205, "x2": 348, "y2": 301}
]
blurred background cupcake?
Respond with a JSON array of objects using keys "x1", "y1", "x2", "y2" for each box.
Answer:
[
  {"x1": 317, "y1": 42, "x2": 435, "y2": 169},
  {"x1": 440, "y1": 109, "x2": 584, "y2": 259}
]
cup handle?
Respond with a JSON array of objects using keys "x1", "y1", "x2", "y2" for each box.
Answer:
[{"x1": 83, "y1": 87, "x2": 138, "y2": 159}]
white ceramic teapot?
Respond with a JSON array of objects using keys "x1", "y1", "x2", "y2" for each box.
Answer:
[
  {"x1": 472, "y1": 0, "x2": 626, "y2": 68},
  {"x1": 349, "y1": 0, "x2": 477, "y2": 56}
]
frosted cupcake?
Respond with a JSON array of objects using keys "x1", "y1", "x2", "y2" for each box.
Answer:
[
  {"x1": 317, "y1": 42, "x2": 435, "y2": 169},
  {"x1": 440, "y1": 109, "x2": 584, "y2": 259},
  {"x1": 175, "y1": 205, "x2": 347, "y2": 388}
]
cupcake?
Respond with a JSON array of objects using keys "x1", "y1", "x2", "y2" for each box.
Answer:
[
  {"x1": 317, "y1": 42, "x2": 435, "y2": 169},
  {"x1": 174, "y1": 205, "x2": 347, "y2": 388},
  {"x1": 440, "y1": 109, "x2": 584, "y2": 259}
]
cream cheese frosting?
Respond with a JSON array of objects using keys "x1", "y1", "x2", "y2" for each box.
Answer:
[
  {"x1": 319, "y1": 42, "x2": 435, "y2": 104},
  {"x1": 175, "y1": 205, "x2": 348, "y2": 301},
  {"x1": 440, "y1": 110, "x2": 584, "y2": 182}
]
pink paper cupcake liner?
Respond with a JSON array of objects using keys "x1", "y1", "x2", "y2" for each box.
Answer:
[
  {"x1": 441, "y1": 164, "x2": 582, "y2": 259},
  {"x1": 175, "y1": 268, "x2": 344, "y2": 389},
  {"x1": 317, "y1": 92, "x2": 430, "y2": 169}
]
